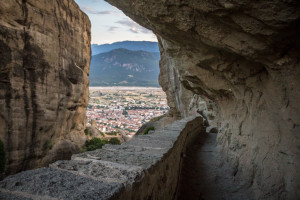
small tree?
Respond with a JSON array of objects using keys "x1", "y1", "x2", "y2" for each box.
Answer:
[
  {"x1": 144, "y1": 126, "x2": 155, "y2": 135},
  {"x1": 82, "y1": 138, "x2": 108, "y2": 151},
  {"x1": 109, "y1": 138, "x2": 121, "y2": 145},
  {"x1": 122, "y1": 110, "x2": 128, "y2": 115}
]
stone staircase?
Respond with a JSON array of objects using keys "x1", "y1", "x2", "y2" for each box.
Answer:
[{"x1": 0, "y1": 116, "x2": 204, "y2": 200}]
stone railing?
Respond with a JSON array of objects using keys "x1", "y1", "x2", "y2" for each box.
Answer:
[{"x1": 0, "y1": 116, "x2": 204, "y2": 200}]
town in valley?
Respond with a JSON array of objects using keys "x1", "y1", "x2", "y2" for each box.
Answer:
[{"x1": 86, "y1": 87, "x2": 169, "y2": 136}]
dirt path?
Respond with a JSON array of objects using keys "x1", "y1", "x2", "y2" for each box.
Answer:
[{"x1": 176, "y1": 132, "x2": 253, "y2": 200}]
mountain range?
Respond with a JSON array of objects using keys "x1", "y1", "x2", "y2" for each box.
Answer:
[
  {"x1": 90, "y1": 41, "x2": 160, "y2": 87},
  {"x1": 91, "y1": 41, "x2": 159, "y2": 56}
]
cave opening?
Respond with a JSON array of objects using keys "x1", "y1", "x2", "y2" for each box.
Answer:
[
  {"x1": 87, "y1": 0, "x2": 300, "y2": 199},
  {"x1": 74, "y1": 0, "x2": 170, "y2": 145},
  {"x1": 75, "y1": 0, "x2": 246, "y2": 198},
  {"x1": 75, "y1": 0, "x2": 237, "y2": 199},
  {"x1": 0, "y1": 0, "x2": 299, "y2": 199}
]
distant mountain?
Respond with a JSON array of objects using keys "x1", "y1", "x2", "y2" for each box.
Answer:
[
  {"x1": 90, "y1": 48, "x2": 160, "y2": 87},
  {"x1": 91, "y1": 41, "x2": 159, "y2": 56}
]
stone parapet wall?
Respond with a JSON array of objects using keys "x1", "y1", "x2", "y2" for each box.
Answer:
[{"x1": 0, "y1": 117, "x2": 205, "y2": 200}]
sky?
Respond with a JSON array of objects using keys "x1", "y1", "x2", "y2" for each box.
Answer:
[{"x1": 74, "y1": 0, "x2": 157, "y2": 45}]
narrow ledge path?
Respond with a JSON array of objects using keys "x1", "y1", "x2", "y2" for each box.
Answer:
[{"x1": 176, "y1": 132, "x2": 253, "y2": 200}]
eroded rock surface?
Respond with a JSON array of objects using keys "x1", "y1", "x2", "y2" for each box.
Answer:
[
  {"x1": 0, "y1": 0, "x2": 91, "y2": 174},
  {"x1": 106, "y1": 0, "x2": 300, "y2": 199}
]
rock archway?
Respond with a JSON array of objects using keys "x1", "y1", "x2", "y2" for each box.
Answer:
[
  {"x1": 105, "y1": 0, "x2": 300, "y2": 199},
  {"x1": 0, "y1": 0, "x2": 299, "y2": 199}
]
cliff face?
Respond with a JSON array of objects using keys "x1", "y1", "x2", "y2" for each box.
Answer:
[
  {"x1": 106, "y1": 0, "x2": 300, "y2": 199},
  {"x1": 0, "y1": 0, "x2": 90, "y2": 174}
]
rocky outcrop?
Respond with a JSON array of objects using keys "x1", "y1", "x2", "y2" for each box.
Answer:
[
  {"x1": 0, "y1": 0, "x2": 91, "y2": 175},
  {"x1": 85, "y1": 120, "x2": 105, "y2": 139},
  {"x1": 106, "y1": 0, "x2": 300, "y2": 199}
]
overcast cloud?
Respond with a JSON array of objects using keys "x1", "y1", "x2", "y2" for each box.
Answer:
[
  {"x1": 75, "y1": 0, "x2": 157, "y2": 44},
  {"x1": 81, "y1": 6, "x2": 120, "y2": 16},
  {"x1": 116, "y1": 19, "x2": 152, "y2": 34}
]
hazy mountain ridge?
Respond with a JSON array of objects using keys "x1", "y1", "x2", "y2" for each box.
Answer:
[
  {"x1": 90, "y1": 48, "x2": 160, "y2": 87},
  {"x1": 91, "y1": 41, "x2": 159, "y2": 55}
]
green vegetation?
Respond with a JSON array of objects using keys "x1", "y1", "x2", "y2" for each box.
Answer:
[
  {"x1": 150, "y1": 114, "x2": 166, "y2": 122},
  {"x1": 84, "y1": 128, "x2": 92, "y2": 136},
  {"x1": 146, "y1": 94, "x2": 154, "y2": 98},
  {"x1": 122, "y1": 110, "x2": 128, "y2": 115},
  {"x1": 109, "y1": 138, "x2": 121, "y2": 145},
  {"x1": 144, "y1": 126, "x2": 155, "y2": 135},
  {"x1": 125, "y1": 128, "x2": 135, "y2": 132},
  {"x1": 43, "y1": 140, "x2": 53, "y2": 151},
  {"x1": 100, "y1": 131, "x2": 105, "y2": 137},
  {"x1": 0, "y1": 140, "x2": 5, "y2": 173},
  {"x1": 105, "y1": 131, "x2": 117, "y2": 136},
  {"x1": 82, "y1": 137, "x2": 121, "y2": 152},
  {"x1": 82, "y1": 138, "x2": 108, "y2": 152}
]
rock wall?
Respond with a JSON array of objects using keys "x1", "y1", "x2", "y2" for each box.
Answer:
[
  {"x1": 0, "y1": 0, "x2": 91, "y2": 175},
  {"x1": 106, "y1": 0, "x2": 300, "y2": 199}
]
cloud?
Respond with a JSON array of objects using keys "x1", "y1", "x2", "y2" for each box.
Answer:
[
  {"x1": 107, "y1": 26, "x2": 119, "y2": 32},
  {"x1": 81, "y1": 6, "x2": 120, "y2": 16},
  {"x1": 116, "y1": 19, "x2": 152, "y2": 34}
]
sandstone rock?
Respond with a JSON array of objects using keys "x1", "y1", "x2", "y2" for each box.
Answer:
[
  {"x1": 206, "y1": 126, "x2": 218, "y2": 134},
  {"x1": 85, "y1": 120, "x2": 104, "y2": 138},
  {"x1": 41, "y1": 139, "x2": 80, "y2": 166},
  {"x1": 105, "y1": 0, "x2": 300, "y2": 199},
  {"x1": 0, "y1": 0, "x2": 91, "y2": 175}
]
